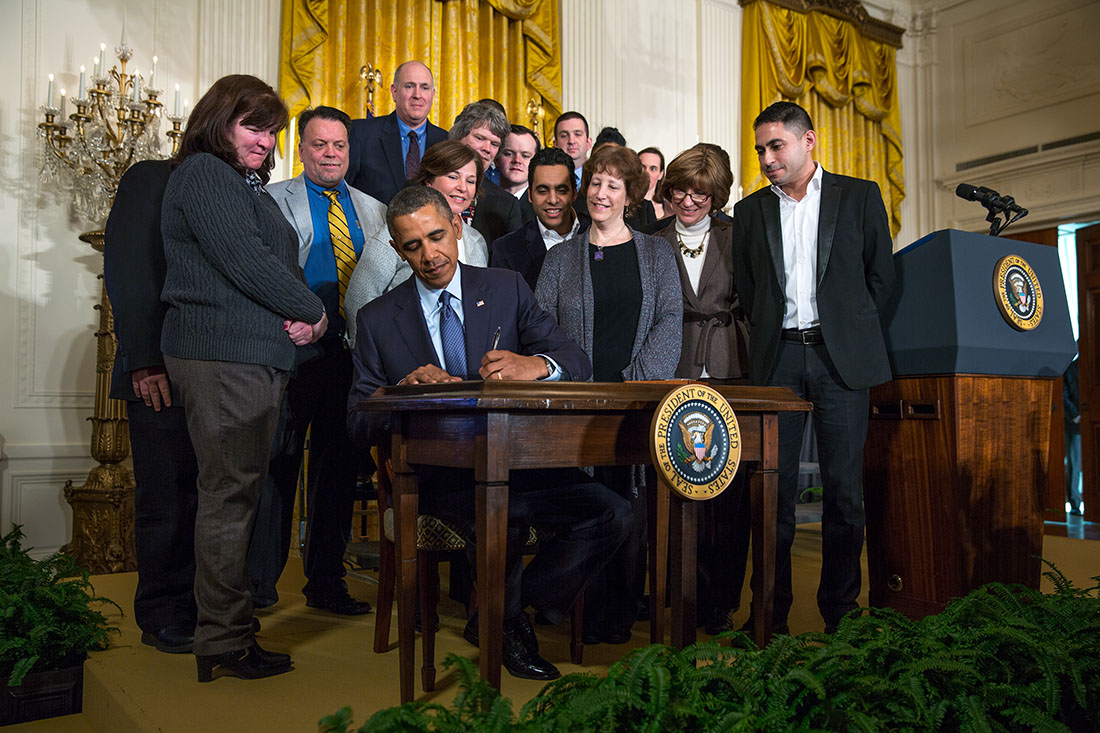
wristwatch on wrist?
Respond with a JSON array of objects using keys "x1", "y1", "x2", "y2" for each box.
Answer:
[{"x1": 540, "y1": 356, "x2": 553, "y2": 379}]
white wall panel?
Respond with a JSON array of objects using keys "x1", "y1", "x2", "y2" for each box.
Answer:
[{"x1": 1, "y1": 0, "x2": 278, "y2": 551}]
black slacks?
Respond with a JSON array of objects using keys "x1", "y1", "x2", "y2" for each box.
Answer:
[
  {"x1": 127, "y1": 401, "x2": 199, "y2": 634},
  {"x1": 419, "y1": 467, "x2": 633, "y2": 621},
  {"x1": 248, "y1": 346, "x2": 364, "y2": 604},
  {"x1": 767, "y1": 339, "x2": 869, "y2": 628}
]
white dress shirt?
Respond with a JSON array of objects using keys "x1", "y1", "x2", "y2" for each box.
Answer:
[
  {"x1": 537, "y1": 213, "x2": 582, "y2": 251},
  {"x1": 413, "y1": 264, "x2": 562, "y2": 380},
  {"x1": 772, "y1": 162, "x2": 823, "y2": 329}
]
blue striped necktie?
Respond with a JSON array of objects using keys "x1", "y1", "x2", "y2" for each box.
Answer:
[{"x1": 439, "y1": 291, "x2": 467, "y2": 379}]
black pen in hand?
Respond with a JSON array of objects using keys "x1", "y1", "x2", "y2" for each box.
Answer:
[{"x1": 491, "y1": 326, "x2": 501, "y2": 350}]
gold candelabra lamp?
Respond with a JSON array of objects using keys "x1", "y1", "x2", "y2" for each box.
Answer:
[
  {"x1": 360, "y1": 63, "x2": 384, "y2": 117},
  {"x1": 38, "y1": 31, "x2": 189, "y2": 573}
]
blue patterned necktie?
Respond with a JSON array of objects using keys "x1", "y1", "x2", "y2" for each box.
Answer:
[{"x1": 439, "y1": 291, "x2": 467, "y2": 379}]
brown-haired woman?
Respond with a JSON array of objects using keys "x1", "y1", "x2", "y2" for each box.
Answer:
[
  {"x1": 412, "y1": 139, "x2": 489, "y2": 266},
  {"x1": 161, "y1": 74, "x2": 326, "y2": 681},
  {"x1": 654, "y1": 143, "x2": 750, "y2": 634},
  {"x1": 536, "y1": 144, "x2": 682, "y2": 644}
]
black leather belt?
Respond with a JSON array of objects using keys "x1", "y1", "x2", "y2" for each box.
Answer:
[{"x1": 781, "y1": 328, "x2": 824, "y2": 345}]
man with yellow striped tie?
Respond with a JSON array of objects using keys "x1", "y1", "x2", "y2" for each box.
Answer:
[{"x1": 253, "y1": 106, "x2": 397, "y2": 614}]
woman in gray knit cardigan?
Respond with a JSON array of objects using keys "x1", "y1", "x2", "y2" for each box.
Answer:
[
  {"x1": 160, "y1": 75, "x2": 326, "y2": 682},
  {"x1": 535, "y1": 143, "x2": 682, "y2": 645}
]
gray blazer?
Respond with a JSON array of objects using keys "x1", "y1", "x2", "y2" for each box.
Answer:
[
  {"x1": 266, "y1": 173, "x2": 387, "y2": 270},
  {"x1": 535, "y1": 226, "x2": 682, "y2": 381}
]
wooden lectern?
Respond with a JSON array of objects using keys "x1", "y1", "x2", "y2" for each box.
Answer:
[{"x1": 864, "y1": 230, "x2": 1076, "y2": 618}]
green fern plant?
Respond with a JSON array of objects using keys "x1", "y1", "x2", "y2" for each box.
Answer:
[
  {"x1": 0, "y1": 525, "x2": 120, "y2": 686},
  {"x1": 325, "y1": 561, "x2": 1100, "y2": 732}
]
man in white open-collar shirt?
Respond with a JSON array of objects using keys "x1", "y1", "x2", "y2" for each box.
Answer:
[{"x1": 732, "y1": 101, "x2": 896, "y2": 635}]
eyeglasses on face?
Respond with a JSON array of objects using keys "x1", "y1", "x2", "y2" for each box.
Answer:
[{"x1": 670, "y1": 188, "x2": 711, "y2": 205}]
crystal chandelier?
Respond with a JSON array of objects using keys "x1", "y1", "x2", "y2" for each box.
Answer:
[{"x1": 37, "y1": 32, "x2": 186, "y2": 225}]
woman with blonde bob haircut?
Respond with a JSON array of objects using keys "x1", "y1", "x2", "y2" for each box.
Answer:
[
  {"x1": 654, "y1": 142, "x2": 751, "y2": 636},
  {"x1": 535, "y1": 143, "x2": 681, "y2": 645}
]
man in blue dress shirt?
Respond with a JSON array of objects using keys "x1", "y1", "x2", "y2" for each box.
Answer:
[{"x1": 252, "y1": 106, "x2": 388, "y2": 615}]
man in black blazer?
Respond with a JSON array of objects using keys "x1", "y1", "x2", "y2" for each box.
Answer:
[
  {"x1": 490, "y1": 147, "x2": 588, "y2": 290},
  {"x1": 346, "y1": 60, "x2": 448, "y2": 204},
  {"x1": 732, "y1": 102, "x2": 895, "y2": 634},
  {"x1": 103, "y1": 160, "x2": 198, "y2": 654},
  {"x1": 448, "y1": 101, "x2": 523, "y2": 245},
  {"x1": 347, "y1": 186, "x2": 630, "y2": 681}
]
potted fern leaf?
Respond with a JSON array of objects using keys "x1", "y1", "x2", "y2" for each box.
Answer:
[{"x1": 1, "y1": 525, "x2": 119, "y2": 724}]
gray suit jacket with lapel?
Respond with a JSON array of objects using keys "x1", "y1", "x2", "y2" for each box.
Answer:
[
  {"x1": 267, "y1": 173, "x2": 397, "y2": 344},
  {"x1": 654, "y1": 217, "x2": 749, "y2": 379},
  {"x1": 731, "y1": 168, "x2": 895, "y2": 390},
  {"x1": 535, "y1": 226, "x2": 682, "y2": 381}
]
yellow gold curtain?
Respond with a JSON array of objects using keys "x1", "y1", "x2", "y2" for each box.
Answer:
[
  {"x1": 279, "y1": 0, "x2": 562, "y2": 171},
  {"x1": 740, "y1": 0, "x2": 904, "y2": 236}
]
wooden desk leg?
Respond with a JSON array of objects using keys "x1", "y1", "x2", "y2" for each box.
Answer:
[
  {"x1": 648, "y1": 473, "x2": 670, "y2": 644},
  {"x1": 475, "y1": 413, "x2": 509, "y2": 694},
  {"x1": 750, "y1": 413, "x2": 778, "y2": 648},
  {"x1": 390, "y1": 431, "x2": 419, "y2": 704},
  {"x1": 669, "y1": 496, "x2": 699, "y2": 649}
]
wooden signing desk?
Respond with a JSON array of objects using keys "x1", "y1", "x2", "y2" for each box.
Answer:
[{"x1": 358, "y1": 380, "x2": 809, "y2": 702}]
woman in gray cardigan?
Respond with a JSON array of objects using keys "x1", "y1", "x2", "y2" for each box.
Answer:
[
  {"x1": 535, "y1": 144, "x2": 681, "y2": 644},
  {"x1": 161, "y1": 76, "x2": 325, "y2": 682}
]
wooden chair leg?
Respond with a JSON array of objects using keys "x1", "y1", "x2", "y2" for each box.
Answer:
[
  {"x1": 419, "y1": 550, "x2": 439, "y2": 692},
  {"x1": 570, "y1": 591, "x2": 585, "y2": 665},
  {"x1": 373, "y1": 537, "x2": 395, "y2": 653}
]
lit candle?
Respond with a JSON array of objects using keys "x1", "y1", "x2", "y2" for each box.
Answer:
[
  {"x1": 173, "y1": 83, "x2": 180, "y2": 116},
  {"x1": 59, "y1": 89, "x2": 67, "y2": 118},
  {"x1": 46, "y1": 73, "x2": 54, "y2": 107},
  {"x1": 78, "y1": 65, "x2": 86, "y2": 99},
  {"x1": 150, "y1": 56, "x2": 157, "y2": 89},
  {"x1": 183, "y1": 99, "x2": 189, "y2": 118},
  {"x1": 132, "y1": 75, "x2": 141, "y2": 104},
  {"x1": 99, "y1": 43, "x2": 106, "y2": 74}
]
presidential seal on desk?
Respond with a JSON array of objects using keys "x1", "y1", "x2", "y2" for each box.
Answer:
[
  {"x1": 994, "y1": 254, "x2": 1043, "y2": 331},
  {"x1": 650, "y1": 383, "x2": 741, "y2": 500}
]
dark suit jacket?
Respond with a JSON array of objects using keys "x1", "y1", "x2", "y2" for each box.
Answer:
[
  {"x1": 346, "y1": 112, "x2": 449, "y2": 204},
  {"x1": 489, "y1": 216, "x2": 591, "y2": 291},
  {"x1": 347, "y1": 264, "x2": 592, "y2": 447},
  {"x1": 732, "y1": 169, "x2": 895, "y2": 390},
  {"x1": 103, "y1": 159, "x2": 175, "y2": 402},
  {"x1": 653, "y1": 218, "x2": 749, "y2": 380},
  {"x1": 473, "y1": 180, "x2": 523, "y2": 246}
]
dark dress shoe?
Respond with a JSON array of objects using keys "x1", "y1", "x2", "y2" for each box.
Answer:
[
  {"x1": 502, "y1": 622, "x2": 559, "y2": 681},
  {"x1": 196, "y1": 642, "x2": 292, "y2": 682},
  {"x1": 305, "y1": 588, "x2": 372, "y2": 616},
  {"x1": 703, "y1": 608, "x2": 734, "y2": 636},
  {"x1": 141, "y1": 624, "x2": 194, "y2": 654},
  {"x1": 738, "y1": 617, "x2": 790, "y2": 636},
  {"x1": 252, "y1": 616, "x2": 261, "y2": 633},
  {"x1": 465, "y1": 611, "x2": 540, "y2": 656}
]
